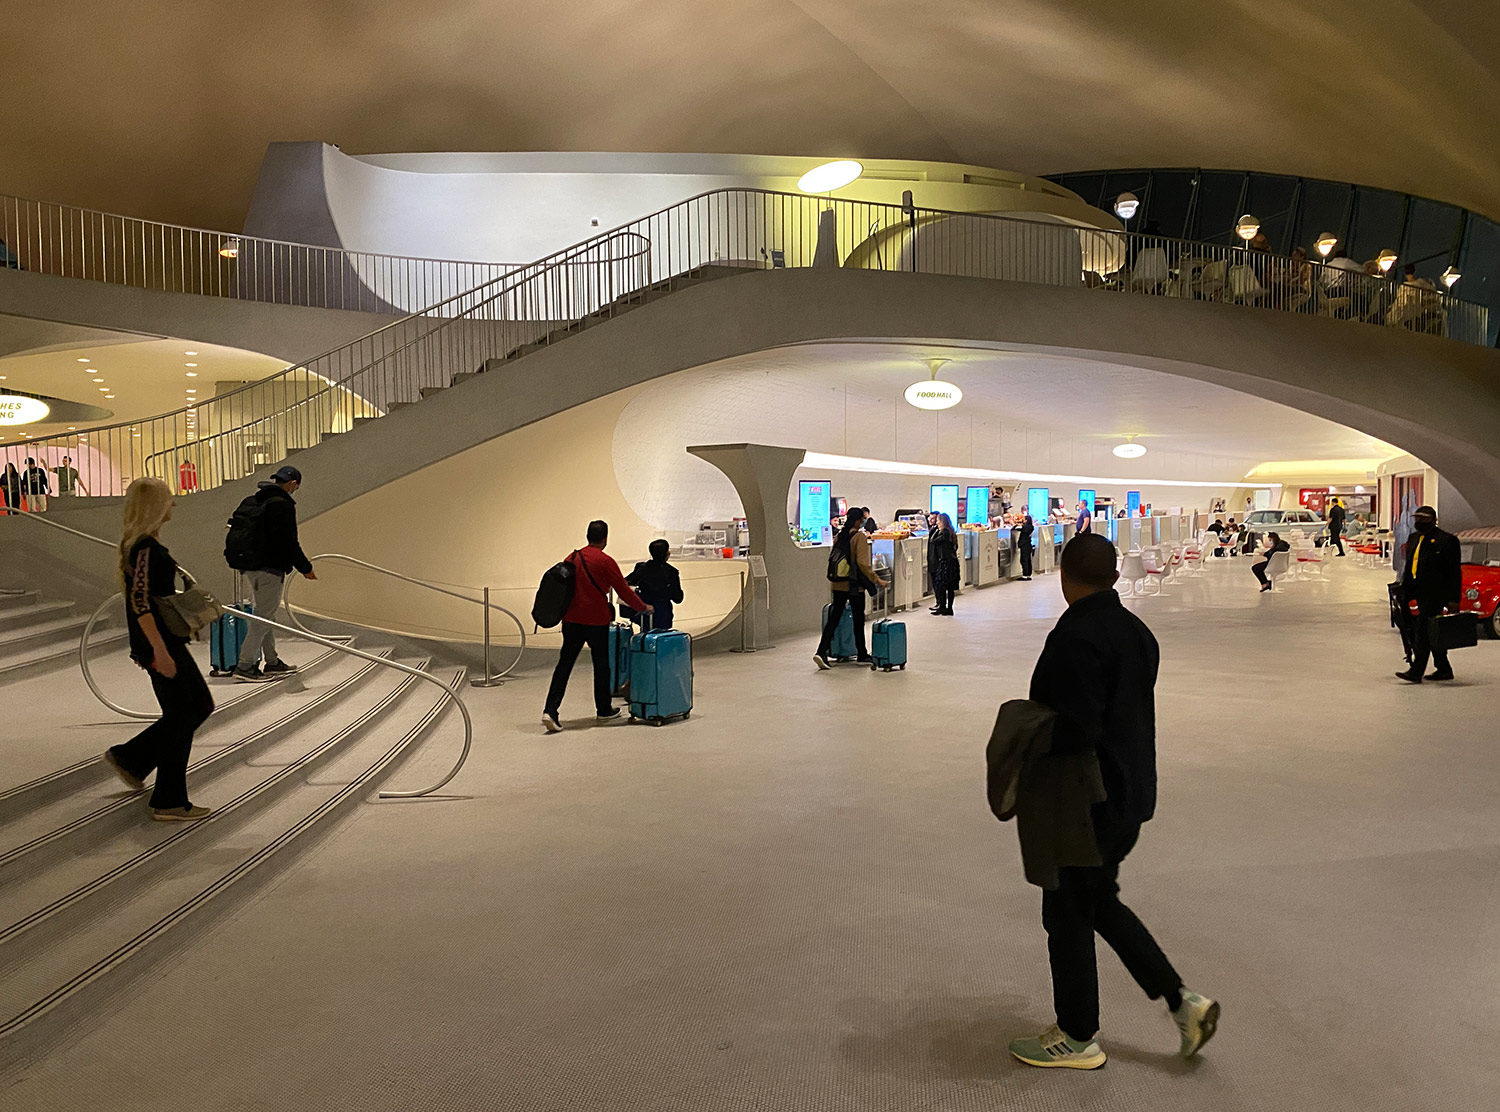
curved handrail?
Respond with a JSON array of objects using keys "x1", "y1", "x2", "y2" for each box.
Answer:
[
  {"x1": 1, "y1": 510, "x2": 473, "y2": 799},
  {"x1": 283, "y1": 553, "x2": 526, "y2": 681},
  {"x1": 136, "y1": 229, "x2": 653, "y2": 480}
]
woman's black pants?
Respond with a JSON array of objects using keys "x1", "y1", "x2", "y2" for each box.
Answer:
[{"x1": 110, "y1": 646, "x2": 214, "y2": 809}]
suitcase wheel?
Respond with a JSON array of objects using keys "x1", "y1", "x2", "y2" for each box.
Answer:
[
  {"x1": 883, "y1": 665, "x2": 893, "y2": 672},
  {"x1": 651, "y1": 718, "x2": 664, "y2": 727}
]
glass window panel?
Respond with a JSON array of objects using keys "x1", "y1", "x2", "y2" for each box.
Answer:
[
  {"x1": 1296, "y1": 180, "x2": 1356, "y2": 256},
  {"x1": 1348, "y1": 188, "x2": 1406, "y2": 266},
  {"x1": 1191, "y1": 171, "x2": 1247, "y2": 244},
  {"x1": 1405, "y1": 198, "x2": 1462, "y2": 280},
  {"x1": 1245, "y1": 175, "x2": 1298, "y2": 252},
  {"x1": 1141, "y1": 171, "x2": 1196, "y2": 239}
]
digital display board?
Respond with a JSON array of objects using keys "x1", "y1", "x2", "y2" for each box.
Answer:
[
  {"x1": 1078, "y1": 489, "x2": 1096, "y2": 518},
  {"x1": 1027, "y1": 487, "x2": 1049, "y2": 523},
  {"x1": 1126, "y1": 490, "x2": 1141, "y2": 517},
  {"x1": 965, "y1": 486, "x2": 990, "y2": 526},
  {"x1": 930, "y1": 484, "x2": 959, "y2": 526},
  {"x1": 798, "y1": 479, "x2": 833, "y2": 544}
]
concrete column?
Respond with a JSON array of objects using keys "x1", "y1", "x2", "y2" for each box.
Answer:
[{"x1": 687, "y1": 443, "x2": 829, "y2": 640}]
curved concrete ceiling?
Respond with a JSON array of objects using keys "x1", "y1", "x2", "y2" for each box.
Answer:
[{"x1": 4, "y1": 1, "x2": 1497, "y2": 234}]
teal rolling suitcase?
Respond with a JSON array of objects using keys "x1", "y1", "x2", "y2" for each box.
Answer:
[
  {"x1": 608, "y1": 621, "x2": 634, "y2": 695},
  {"x1": 821, "y1": 602, "x2": 858, "y2": 661},
  {"x1": 628, "y1": 629, "x2": 693, "y2": 726}
]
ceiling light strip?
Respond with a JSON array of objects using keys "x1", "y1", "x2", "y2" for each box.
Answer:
[{"x1": 800, "y1": 452, "x2": 1281, "y2": 490}]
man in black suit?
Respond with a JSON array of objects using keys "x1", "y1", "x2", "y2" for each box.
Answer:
[
  {"x1": 1395, "y1": 505, "x2": 1462, "y2": 683},
  {"x1": 1017, "y1": 512, "x2": 1035, "y2": 580},
  {"x1": 1008, "y1": 533, "x2": 1217, "y2": 1070},
  {"x1": 1327, "y1": 498, "x2": 1346, "y2": 556}
]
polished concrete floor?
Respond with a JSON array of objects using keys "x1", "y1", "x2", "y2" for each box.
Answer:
[{"x1": 4, "y1": 555, "x2": 1498, "y2": 1110}]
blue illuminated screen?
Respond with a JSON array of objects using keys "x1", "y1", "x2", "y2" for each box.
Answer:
[
  {"x1": 965, "y1": 486, "x2": 989, "y2": 526},
  {"x1": 930, "y1": 485, "x2": 959, "y2": 526}
]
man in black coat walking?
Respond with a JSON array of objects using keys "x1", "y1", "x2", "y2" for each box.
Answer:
[
  {"x1": 1395, "y1": 505, "x2": 1462, "y2": 683},
  {"x1": 1008, "y1": 533, "x2": 1218, "y2": 1070},
  {"x1": 1327, "y1": 498, "x2": 1346, "y2": 556}
]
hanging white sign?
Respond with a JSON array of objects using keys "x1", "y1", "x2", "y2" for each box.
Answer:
[
  {"x1": 0, "y1": 396, "x2": 50, "y2": 425},
  {"x1": 904, "y1": 380, "x2": 963, "y2": 411}
]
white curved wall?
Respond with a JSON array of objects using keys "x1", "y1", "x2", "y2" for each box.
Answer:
[{"x1": 317, "y1": 147, "x2": 1116, "y2": 267}]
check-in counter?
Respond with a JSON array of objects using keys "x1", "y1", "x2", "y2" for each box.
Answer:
[
  {"x1": 964, "y1": 530, "x2": 1001, "y2": 586},
  {"x1": 870, "y1": 536, "x2": 927, "y2": 610}
]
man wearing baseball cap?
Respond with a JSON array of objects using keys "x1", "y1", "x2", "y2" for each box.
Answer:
[
  {"x1": 224, "y1": 465, "x2": 316, "y2": 682},
  {"x1": 1395, "y1": 505, "x2": 1462, "y2": 683}
]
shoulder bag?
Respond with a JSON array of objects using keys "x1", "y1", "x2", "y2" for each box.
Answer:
[{"x1": 154, "y1": 568, "x2": 225, "y2": 639}]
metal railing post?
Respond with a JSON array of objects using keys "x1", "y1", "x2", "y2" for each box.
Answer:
[{"x1": 470, "y1": 585, "x2": 504, "y2": 688}]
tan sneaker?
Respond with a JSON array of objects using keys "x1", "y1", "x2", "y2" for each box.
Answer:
[{"x1": 151, "y1": 804, "x2": 213, "y2": 822}]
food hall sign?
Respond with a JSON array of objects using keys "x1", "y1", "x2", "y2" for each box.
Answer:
[{"x1": 0, "y1": 396, "x2": 51, "y2": 425}]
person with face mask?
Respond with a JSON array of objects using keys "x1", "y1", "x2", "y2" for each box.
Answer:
[{"x1": 1395, "y1": 505, "x2": 1462, "y2": 683}]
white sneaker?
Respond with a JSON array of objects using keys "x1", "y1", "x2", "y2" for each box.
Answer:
[
  {"x1": 1171, "y1": 989, "x2": 1220, "y2": 1058},
  {"x1": 1008, "y1": 1024, "x2": 1106, "y2": 1070},
  {"x1": 541, "y1": 712, "x2": 563, "y2": 734},
  {"x1": 813, "y1": 652, "x2": 831, "y2": 670}
]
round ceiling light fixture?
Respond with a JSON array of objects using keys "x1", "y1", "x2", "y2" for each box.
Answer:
[
  {"x1": 796, "y1": 160, "x2": 863, "y2": 194},
  {"x1": 1376, "y1": 249, "x2": 1398, "y2": 273},
  {"x1": 1235, "y1": 214, "x2": 1260, "y2": 242},
  {"x1": 1112, "y1": 438, "x2": 1147, "y2": 459},
  {"x1": 218, "y1": 238, "x2": 240, "y2": 259},
  {"x1": 0, "y1": 395, "x2": 51, "y2": 425},
  {"x1": 1114, "y1": 192, "x2": 1140, "y2": 221},
  {"x1": 1314, "y1": 232, "x2": 1338, "y2": 257},
  {"x1": 904, "y1": 357, "x2": 962, "y2": 411},
  {"x1": 1441, "y1": 266, "x2": 1461, "y2": 288}
]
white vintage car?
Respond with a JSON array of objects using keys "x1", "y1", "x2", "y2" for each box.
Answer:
[{"x1": 1240, "y1": 508, "x2": 1328, "y2": 543}]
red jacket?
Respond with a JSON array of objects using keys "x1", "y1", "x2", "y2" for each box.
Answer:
[{"x1": 564, "y1": 546, "x2": 648, "y2": 626}]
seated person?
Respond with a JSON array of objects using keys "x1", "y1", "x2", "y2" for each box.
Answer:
[
  {"x1": 625, "y1": 539, "x2": 684, "y2": 630},
  {"x1": 1251, "y1": 532, "x2": 1291, "y2": 592}
]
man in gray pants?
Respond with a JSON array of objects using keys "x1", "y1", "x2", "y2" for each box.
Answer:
[{"x1": 224, "y1": 466, "x2": 317, "y2": 682}]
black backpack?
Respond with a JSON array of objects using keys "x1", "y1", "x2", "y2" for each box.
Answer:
[
  {"x1": 826, "y1": 532, "x2": 853, "y2": 582},
  {"x1": 224, "y1": 495, "x2": 267, "y2": 571},
  {"x1": 532, "y1": 551, "x2": 580, "y2": 629}
]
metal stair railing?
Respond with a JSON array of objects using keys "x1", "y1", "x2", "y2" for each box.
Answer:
[
  {"x1": 1, "y1": 510, "x2": 473, "y2": 800},
  {"x1": 10, "y1": 189, "x2": 1490, "y2": 501},
  {"x1": 0, "y1": 189, "x2": 523, "y2": 314},
  {"x1": 282, "y1": 553, "x2": 526, "y2": 687}
]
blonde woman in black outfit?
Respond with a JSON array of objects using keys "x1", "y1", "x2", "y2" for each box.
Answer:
[{"x1": 103, "y1": 477, "x2": 215, "y2": 820}]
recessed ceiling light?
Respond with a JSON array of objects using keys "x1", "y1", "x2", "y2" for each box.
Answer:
[
  {"x1": 92, "y1": 377, "x2": 104, "y2": 382},
  {"x1": 67, "y1": 426, "x2": 76, "y2": 431},
  {"x1": 76, "y1": 358, "x2": 90, "y2": 363},
  {"x1": 99, "y1": 386, "x2": 109, "y2": 391},
  {"x1": 186, "y1": 372, "x2": 198, "y2": 377},
  {"x1": 185, "y1": 363, "x2": 197, "y2": 367},
  {"x1": 184, "y1": 351, "x2": 198, "y2": 356},
  {"x1": 103, "y1": 394, "x2": 114, "y2": 399},
  {"x1": 1112, "y1": 442, "x2": 1147, "y2": 459}
]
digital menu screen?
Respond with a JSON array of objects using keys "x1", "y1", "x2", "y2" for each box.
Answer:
[
  {"x1": 965, "y1": 486, "x2": 989, "y2": 526},
  {"x1": 930, "y1": 484, "x2": 959, "y2": 526},
  {"x1": 799, "y1": 479, "x2": 832, "y2": 544}
]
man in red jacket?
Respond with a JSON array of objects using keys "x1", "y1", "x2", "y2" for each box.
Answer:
[{"x1": 543, "y1": 520, "x2": 652, "y2": 733}]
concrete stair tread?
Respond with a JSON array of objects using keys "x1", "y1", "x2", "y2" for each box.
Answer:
[
  {"x1": 0, "y1": 665, "x2": 462, "y2": 1049},
  {"x1": 0, "y1": 601, "x2": 75, "y2": 631},
  {"x1": 0, "y1": 648, "x2": 393, "y2": 866},
  {"x1": 0, "y1": 615, "x2": 88, "y2": 650},
  {"x1": 0, "y1": 592, "x2": 41, "y2": 612},
  {"x1": 0, "y1": 657, "x2": 420, "y2": 930},
  {"x1": 0, "y1": 639, "x2": 354, "y2": 823},
  {"x1": 0, "y1": 629, "x2": 128, "y2": 681}
]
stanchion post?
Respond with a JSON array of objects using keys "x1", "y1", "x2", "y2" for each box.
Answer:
[{"x1": 470, "y1": 585, "x2": 505, "y2": 688}]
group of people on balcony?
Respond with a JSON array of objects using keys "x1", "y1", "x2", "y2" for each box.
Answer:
[{"x1": 1108, "y1": 235, "x2": 1448, "y2": 335}]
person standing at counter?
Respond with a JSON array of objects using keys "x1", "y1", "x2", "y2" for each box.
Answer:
[
  {"x1": 625, "y1": 539, "x2": 683, "y2": 631},
  {"x1": 928, "y1": 512, "x2": 961, "y2": 616},
  {"x1": 814, "y1": 507, "x2": 886, "y2": 669},
  {"x1": 862, "y1": 508, "x2": 878, "y2": 535},
  {"x1": 1018, "y1": 512, "x2": 1035, "y2": 580},
  {"x1": 1075, "y1": 502, "x2": 1092, "y2": 534}
]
